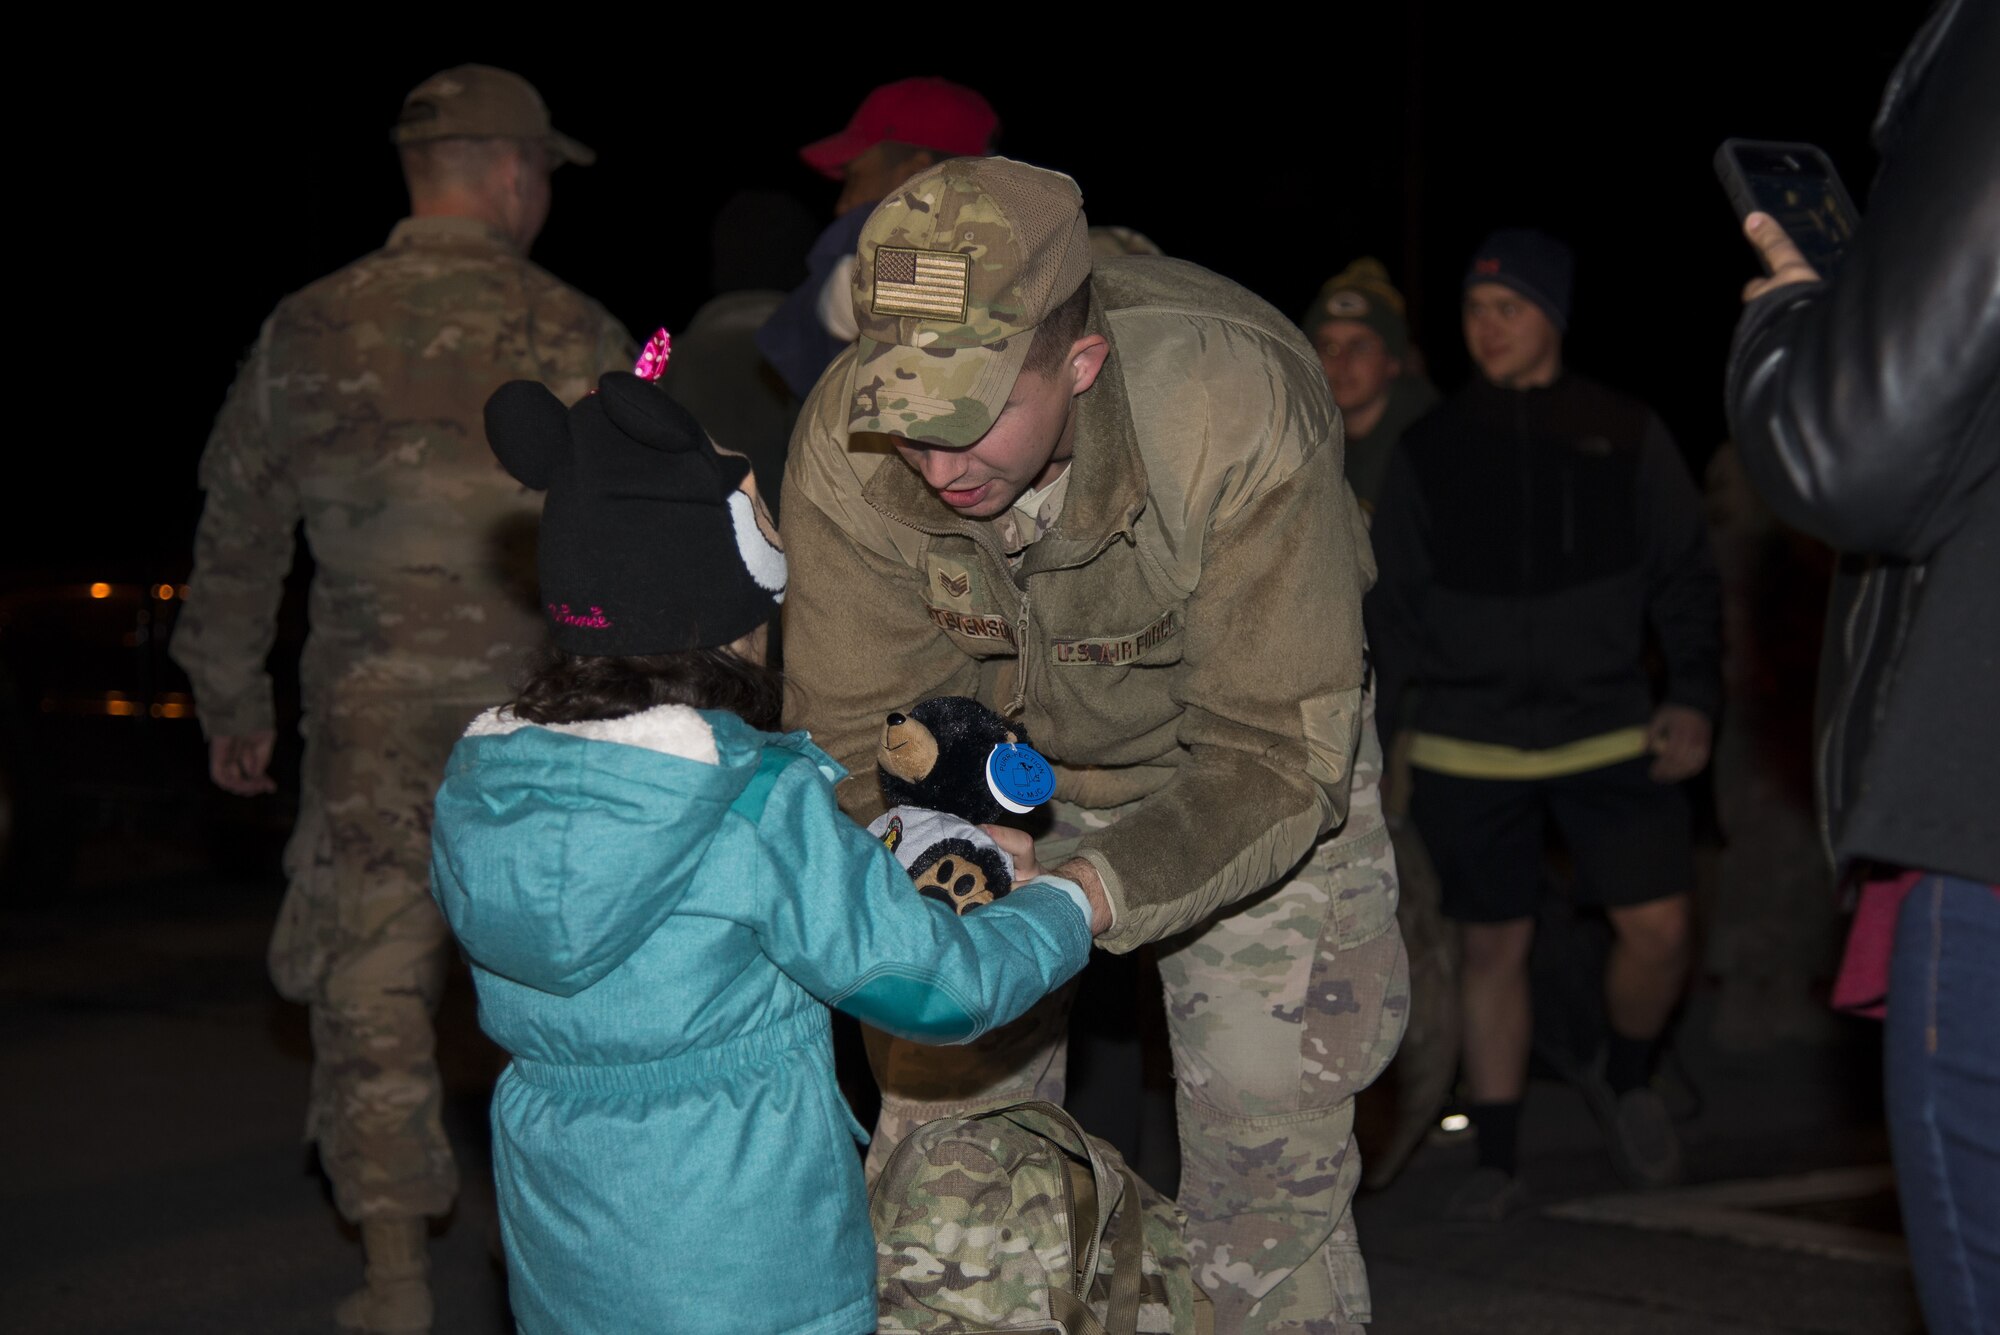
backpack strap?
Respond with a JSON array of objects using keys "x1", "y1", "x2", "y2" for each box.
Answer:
[
  {"x1": 1043, "y1": 1170, "x2": 1142, "y2": 1335},
  {"x1": 1192, "y1": 1283, "x2": 1215, "y2": 1335},
  {"x1": 1101, "y1": 1164, "x2": 1145, "y2": 1333},
  {"x1": 728, "y1": 746, "x2": 806, "y2": 824},
  {"x1": 1048, "y1": 1287, "x2": 1111, "y2": 1335},
  {"x1": 971, "y1": 1099, "x2": 1148, "y2": 1335}
]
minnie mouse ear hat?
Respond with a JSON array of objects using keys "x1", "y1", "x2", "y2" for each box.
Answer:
[{"x1": 484, "y1": 344, "x2": 786, "y2": 656}]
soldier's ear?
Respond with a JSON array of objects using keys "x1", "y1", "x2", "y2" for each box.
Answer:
[{"x1": 484, "y1": 380, "x2": 568, "y2": 490}]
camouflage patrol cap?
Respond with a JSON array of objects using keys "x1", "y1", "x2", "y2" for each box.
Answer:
[
  {"x1": 849, "y1": 157, "x2": 1091, "y2": 448},
  {"x1": 391, "y1": 65, "x2": 595, "y2": 166}
]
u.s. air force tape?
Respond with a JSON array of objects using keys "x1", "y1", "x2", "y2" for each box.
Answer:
[{"x1": 986, "y1": 742, "x2": 1056, "y2": 814}]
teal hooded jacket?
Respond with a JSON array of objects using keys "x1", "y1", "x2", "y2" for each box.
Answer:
[{"x1": 430, "y1": 703, "x2": 1091, "y2": 1335}]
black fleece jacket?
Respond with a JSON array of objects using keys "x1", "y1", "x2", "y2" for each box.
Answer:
[{"x1": 1368, "y1": 371, "x2": 1721, "y2": 752}]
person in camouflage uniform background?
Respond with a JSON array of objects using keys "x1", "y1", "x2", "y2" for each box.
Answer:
[
  {"x1": 169, "y1": 65, "x2": 633, "y2": 1335},
  {"x1": 785, "y1": 157, "x2": 1408, "y2": 1333}
]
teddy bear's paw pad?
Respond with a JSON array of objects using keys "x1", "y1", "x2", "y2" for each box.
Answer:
[
  {"x1": 916, "y1": 856, "x2": 995, "y2": 914},
  {"x1": 911, "y1": 841, "x2": 1010, "y2": 915}
]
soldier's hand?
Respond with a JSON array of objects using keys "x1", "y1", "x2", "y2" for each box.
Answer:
[
  {"x1": 210, "y1": 732, "x2": 277, "y2": 796},
  {"x1": 1740, "y1": 213, "x2": 1822, "y2": 302},
  {"x1": 1054, "y1": 856, "x2": 1114, "y2": 938},
  {"x1": 1646, "y1": 705, "x2": 1712, "y2": 784}
]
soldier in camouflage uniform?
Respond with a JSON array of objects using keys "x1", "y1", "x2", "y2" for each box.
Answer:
[
  {"x1": 169, "y1": 66, "x2": 633, "y2": 1335},
  {"x1": 783, "y1": 157, "x2": 1408, "y2": 1333}
]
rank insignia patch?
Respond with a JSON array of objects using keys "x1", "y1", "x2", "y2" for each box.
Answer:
[
  {"x1": 928, "y1": 557, "x2": 977, "y2": 612},
  {"x1": 873, "y1": 248, "x2": 971, "y2": 322}
]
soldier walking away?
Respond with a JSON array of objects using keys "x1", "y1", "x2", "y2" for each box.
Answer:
[
  {"x1": 1367, "y1": 229, "x2": 1721, "y2": 1221},
  {"x1": 169, "y1": 65, "x2": 633, "y2": 1334},
  {"x1": 783, "y1": 157, "x2": 1408, "y2": 1333}
]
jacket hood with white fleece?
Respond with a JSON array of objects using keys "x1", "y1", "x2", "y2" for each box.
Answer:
[{"x1": 430, "y1": 703, "x2": 830, "y2": 997}]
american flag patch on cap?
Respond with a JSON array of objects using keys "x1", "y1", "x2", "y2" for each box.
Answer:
[{"x1": 873, "y1": 247, "x2": 971, "y2": 322}]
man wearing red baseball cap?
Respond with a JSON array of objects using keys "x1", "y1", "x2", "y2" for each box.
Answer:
[
  {"x1": 803, "y1": 77, "x2": 999, "y2": 215},
  {"x1": 757, "y1": 78, "x2": 1000, "y2": 407}
]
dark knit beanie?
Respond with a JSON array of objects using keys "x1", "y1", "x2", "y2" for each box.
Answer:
[
  {"x1": 1301, "y1": 257, "x2": 1410, "y2": 356},
  {"x1": 1464, "y1": 229, "x2": 1574, "y2": 333},
  {"x1": 484, "y1": 371, "x2": 786, "y2": 656}
]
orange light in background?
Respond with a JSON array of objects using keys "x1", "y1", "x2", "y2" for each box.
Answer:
[
  {"x1": 105, "y1": 700, "x2": 138, "y2": 717},
  {"x1": 152, "y1": 702, "x2": 190, "y2": 719},
  {"x1": 156, "y1": 584, "x2": 176, "y2": 601},
  {"x1": 89, "y1": 582, "x2": 112, "y2": 599},
  {"x1": 177, "y1": 585, "x2": 191, "y2": 599}
]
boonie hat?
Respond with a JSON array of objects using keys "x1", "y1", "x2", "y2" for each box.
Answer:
[
  {"x1": 801, "y1": 78, "x2": 997, "y2": 179},
  {"x1": 847, "y1": 156, "x2": 1091, "y2": 448},
  {"x1": 391, "y1": 65, "x2": 595, "y2": 167},
  {"x1": 1302, "y1": 257, "x2": 1410, "y2": 357}
]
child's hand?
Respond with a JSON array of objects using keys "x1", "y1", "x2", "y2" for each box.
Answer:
[{"x1": 979, "y1": 824, "x2": 1043, "y2": 884}]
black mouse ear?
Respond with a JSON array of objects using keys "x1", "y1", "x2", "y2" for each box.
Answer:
[
  {"x1": 598, "y1": 371, "x2": 705, "y2": 453},
  {"x1": 483, "y1": 380, "x2": 569, "y2": 490}
]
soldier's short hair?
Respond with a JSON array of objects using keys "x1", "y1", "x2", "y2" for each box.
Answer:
[{"x1": 1021, "y1": 281, "x2": 1093, "y2": 380}]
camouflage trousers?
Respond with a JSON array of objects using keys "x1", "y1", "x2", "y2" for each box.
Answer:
[
  {"x1": 1354, "y1": 730, "x2": 1461, "y2": 1191},
  {"x1": 865, "y1": 721, "x2": 1409, "y2": 1333},
  {"x1": 271, "y1": 696, "x2": 476, "y2": 1224}
]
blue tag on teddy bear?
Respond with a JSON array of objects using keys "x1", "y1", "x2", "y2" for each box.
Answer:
[{"x1": 986, "y1": 742, "x2": 1057, "y2": 814}]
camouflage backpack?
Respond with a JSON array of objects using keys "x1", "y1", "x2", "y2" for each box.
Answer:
[{"x1": 871, "y1": 1099, "x2": 1214, "y2": 1335}]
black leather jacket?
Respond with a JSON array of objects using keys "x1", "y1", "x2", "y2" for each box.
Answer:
[{"x1": 1725, "y1": 0, "x2": 1999, "y2": 884}]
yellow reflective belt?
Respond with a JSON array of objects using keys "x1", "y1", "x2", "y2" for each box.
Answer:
[{"x1": 1407, "y1": 726, "x2": 1651, "y2": 780}]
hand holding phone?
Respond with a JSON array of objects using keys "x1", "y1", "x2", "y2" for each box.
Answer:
[
  {"x1": 1739, "y1": 213, "x2": 1823, "y2": 302},
  {"x1": 1715, "y1": 139, "x2": 1861, "y2": 278}
]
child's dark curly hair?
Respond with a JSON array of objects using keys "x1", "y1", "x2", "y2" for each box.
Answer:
[{"x1": 512, "y1": 646, "x2": 784, "y2": 732}]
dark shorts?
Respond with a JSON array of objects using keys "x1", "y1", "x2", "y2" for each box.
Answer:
[{"x1": 1410, "y1": 757, "x2": 1694, "y2": 923}]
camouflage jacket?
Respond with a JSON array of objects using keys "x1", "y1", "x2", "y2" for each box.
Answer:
[
  {"x1": 783, "y1": 255, "x2": 1377, "y2": 952},
  {"x1": 172, "y1": 217, "x2": 635, "y2": 737}
]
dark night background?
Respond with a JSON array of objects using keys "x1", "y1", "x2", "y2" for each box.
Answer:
[
  {"x1": 1, "y1": 17, "x2": 1942, "y2": 1330},
  {"x1": 22, "y1": 10, "x2": 1918, "y2": 584}
]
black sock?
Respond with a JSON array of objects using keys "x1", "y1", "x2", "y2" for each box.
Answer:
[
  {"x1": 1471, "y1": 1100, "x2": 1521, "y2": 1176},
  {"x1": 1606, "y1": 1033, "x2": 1656, "y2": 1095}
]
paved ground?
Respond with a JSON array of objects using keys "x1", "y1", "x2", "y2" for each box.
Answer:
[{"x1": 1, "y1": 817, "x2": 1925, "y2": 1334}]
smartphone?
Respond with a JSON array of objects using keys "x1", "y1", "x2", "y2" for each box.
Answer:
[{"x1": 1715, "y1": 139, "x2": 1862, "y2": 278}]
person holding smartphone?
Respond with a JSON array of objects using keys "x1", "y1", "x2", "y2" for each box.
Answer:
[{"x1": 1723, "y1": 2, "x2": 1998, "y2": 1330}]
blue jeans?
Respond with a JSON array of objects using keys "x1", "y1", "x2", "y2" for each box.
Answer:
[{"x1": 1886, "y1": 874, "x2": 2000, "y2": 1335}]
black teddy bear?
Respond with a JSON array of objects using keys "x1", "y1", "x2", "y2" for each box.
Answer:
[{"x1": 866, "y1": 697, "x2": 1057, "y2": 914}]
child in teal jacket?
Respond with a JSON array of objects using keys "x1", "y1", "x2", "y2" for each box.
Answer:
[{"x1": 430, "y1": 369, "x2": 1092, "y2": 1335}]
